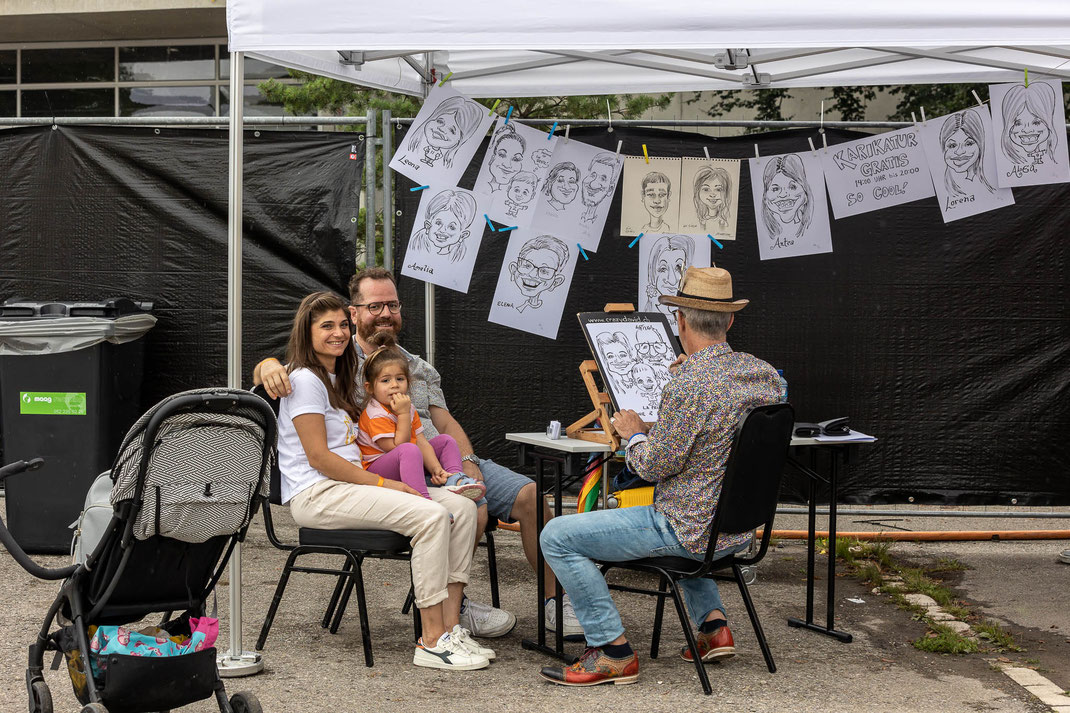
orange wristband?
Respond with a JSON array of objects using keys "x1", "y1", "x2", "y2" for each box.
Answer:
[{"x1": 377, "y1": 476, "x2": 385, "y2": 487}]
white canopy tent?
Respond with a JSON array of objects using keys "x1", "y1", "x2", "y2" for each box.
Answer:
[{"x1": 219, "y1": 0, "x2": 1070, "y2": 673}]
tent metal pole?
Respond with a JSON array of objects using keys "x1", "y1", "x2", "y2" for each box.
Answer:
[
  {"x1": 382, "y1": 109, "x2": 393, "y2": 271},
  {"x1": 219, "y1": 49, "x2": 263, "y2": 678},
  {"x1": 422, "y1": 53, "x2": 435, "y2": 367},
  {"x1": 365, "y1": 108, "x2": 377, "y2": 267}
]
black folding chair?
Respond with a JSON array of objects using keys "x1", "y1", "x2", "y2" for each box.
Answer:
[{"x1": 598, "y1": 402, "x2": 795, "y2": 695}]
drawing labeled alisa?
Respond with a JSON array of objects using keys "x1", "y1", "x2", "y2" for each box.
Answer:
[
  {"x1": 401, "y1": 186, "x2": 489, "y2": 293},
  {"x1": 989, "y1": 79, "x2": 1070, "y2": 188},
  {"x1": 749, "y1": 151, "x2": 833, "y2": 260},
  {"x1": 489, "y1": 230, "x2": 579, "y2": 339}
]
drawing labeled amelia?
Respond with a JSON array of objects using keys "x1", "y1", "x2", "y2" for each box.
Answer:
[{"x1": 401, "y1": 186, "x2": 490, "y2": 293}]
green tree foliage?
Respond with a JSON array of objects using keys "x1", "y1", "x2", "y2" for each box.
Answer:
[
  {"x1": 692, "y1": 88, "x2": 793, "y2": 132},
  {"x1": 829, "y1": 86, "x2": 877, "y2": 122}
]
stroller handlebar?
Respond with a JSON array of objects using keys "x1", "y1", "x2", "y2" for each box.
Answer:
[{"x1": 0, "y1": 457, "x2": 79, "y2": 580}]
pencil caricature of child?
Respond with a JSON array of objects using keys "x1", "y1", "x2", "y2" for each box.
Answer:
[
  {"x1": 410, "y1": 189, "x2": 477, "y2": 263},
  {"x1": 580, "y1": 153, "x2": 618, "y2": 223},
  {"x1": 630, "y1": 362, "x2": 661, "y2": 412},
  {"x1": 542, "y1": 162, "x2": 580, "y2": 211},
  {"x1": 639, "y1": 171, "x2": 673, "y2": 233},
  {"x1": 504, "y1": 172, "x2": 538, "y2": 217},
  {"x1": 1000, "y1": 82, "x2": 1059, "y2": 167},
  {"x1": 939, "y1": 109, "x2": 996, "y2": 197},
  {"x1": 595, "y1": 331, "x2": 635, "y2": 392},
  {"x1": 407, "y1": 96, "x2": 485, "y2": 169},
  {"x1": 761, "y1": 154, "x2": 814, "y2": 241},
  {"x1": 693, "y1": 165, "x2": 733, "y2": 232},
  {"x1": 483, "y1": 123, "x2": 526, "y2": 193},
  {"x1": 508, "y1": 235, "x2": 569, "y2": 312}
]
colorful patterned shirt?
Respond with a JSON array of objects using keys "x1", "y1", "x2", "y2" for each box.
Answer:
[{"x1": 625, "y1": 342, "x2": 780, "y2": 554}]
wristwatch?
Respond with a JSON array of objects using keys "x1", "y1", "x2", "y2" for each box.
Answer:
[{"x1": 460, "y1": 454, "x2": 480, "y2": 464}]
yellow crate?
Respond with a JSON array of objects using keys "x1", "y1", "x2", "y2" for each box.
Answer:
[{"x1": 608, "y1": 486, "x2": 654, "y2": 509}]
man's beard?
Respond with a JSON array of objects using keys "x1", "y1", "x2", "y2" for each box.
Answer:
[
  {"x1": 356, "y1": 315, "x2": 401, "y2": 342},
  {"x1": 582, "y1": 184, "x2": 608, "y2": 207}
]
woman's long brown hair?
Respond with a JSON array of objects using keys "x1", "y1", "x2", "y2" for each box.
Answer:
[{"x1": 284, "y1": 291, "x2": 361, "y2": 420}]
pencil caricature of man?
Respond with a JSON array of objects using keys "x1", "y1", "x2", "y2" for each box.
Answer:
[
  {"x1": 595, "y1": 331, "x2": 635, "y2": 392},
  {"x1": 407, "y1": 95, "x2": 485, "y2": 169},
  {"x1": 410, "y1": 189, "x2": 477, "y2": 263},
  {"x1": 509, "y1": 234, "x2": 569, "y2": 312},
  {"x1": 632, "y1": 323, "x2": 674, "y2": 368},
  {"x1": 504, "y1": 171, "x2": 538, "y2": 217},
  {"x1": 542, "y1": 162, "x2": 580, "y2": 211},
  {"x1": 639, "y1": 171, "x2": 673, "y2": 233},
  {"x1": 580, "y1": 153, "x2": 618, "y2": 223}
]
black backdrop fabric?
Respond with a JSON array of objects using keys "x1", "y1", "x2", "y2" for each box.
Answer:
[
  {"x1": 0, "y1": 125, "x2": 360, "y2": 406},
  {"x1": 394, "y1": 125, "x2": 1069, "y2": 506}
]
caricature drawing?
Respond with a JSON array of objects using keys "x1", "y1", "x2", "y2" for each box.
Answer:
[
  {"x1": 940, "y1": 109, "x2": 996, "y2": 196},
  {"x1": 595, "y1": 331, "x2": 635, "y2": 392},
  {"x1": 693, "y1": 165, "x2": 733, "y2": 231},
  {"x1": 580, "y1": 153, "x2": 618, "y2": 223},
  {"x1": 642, "y1": 234, "x2": 694, "y2": 320},
  {"x1": 542, "y1": 162, "x2": 580, "y2": 211},
  {"x1": 630, "y1": 362, "x2": 662, "y2": 412},
  {"x1": 504, "y1": 171, "x2": 538, "y2": 217},
  {"x1": 1000, "y1": 83, "x2": 1059, "y2": 166},
  {"x1": 530, "y1": 148, "x2": 552, "y2": 172},
  {"x1": 483, "y1": 123, "x2": 526, "y2": 193},
  {"x1": 762, "y1": 154, "x2": 813, "y2": 240},
  {"x1": 508, "y1": 235, "x2": 570, "y2": 312},
  {"x1": 632, "y1": 322, "x2": 675, "y2": 368},
  {"x1": 407, "y1": 95, "x2": 485, "y2": 169},
  {"x1": 639, "y1": 171, "x2": 673, "y2": 233},
  {"x1": 409, "y1": 189, "x2": 477, "y2": 263}
]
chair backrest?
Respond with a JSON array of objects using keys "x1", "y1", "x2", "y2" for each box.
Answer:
[
  {"x1": 251, "y1": 385, "x2": 284, "y2": 507},
  {"x1": 704, "y1": 402, "x2": 795, "y2": 566}
]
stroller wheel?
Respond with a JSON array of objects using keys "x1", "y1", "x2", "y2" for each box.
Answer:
[
  {"x1": 79, "y1": 704, "x2": 108, "y2": 713},
  {"x1": 29, "y1": 679, "x2": 52, "y2": 713},
  {"x1": 230, "y1": 691, "x2": 263, "y2": 713}
]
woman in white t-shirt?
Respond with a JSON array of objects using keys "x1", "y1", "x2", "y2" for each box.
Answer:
[{"x1": 277, "y1": 292, "x2": 492, "y2": 672}]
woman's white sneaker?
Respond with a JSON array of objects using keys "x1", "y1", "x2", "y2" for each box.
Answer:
[
  {"x1": 451, "y1": 625, "x2": 496, "y2": 660},
  {"x1": 413, "y1": 632, "x2": 490, "y2": 670}
]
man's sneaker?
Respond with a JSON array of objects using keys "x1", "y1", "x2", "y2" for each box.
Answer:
[
  {"x1": 1059, "y1": 549, "x2": 1070, "y2": 564},
  {"x1": 446, "y1": 479, "x2": 487, "y2": 501},
  {"x1": 451, "y1": 625, "x2": 496, "y2": 660},
  {"x1": 413, "y1": 631, "x2": 490, "y2": 671},
  {"x1": 680, "y1": 623, "x2": 735, "y2": 662},
  {"x1": 459, "y1": 598, "x2": 517, "y2": 638},
  {"x1": 540, "y1": 646, "x2": 639, "y2": 687},
  {"x1": 544, "y1": 595, "x2": 585, "y2": 639}
]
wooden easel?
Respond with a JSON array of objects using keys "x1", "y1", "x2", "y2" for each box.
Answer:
[{"x1": 565, "y1": 302, "x2": 635, "y2": 451}]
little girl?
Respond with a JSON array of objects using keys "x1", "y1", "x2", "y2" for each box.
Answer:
[{"x1": 357, "y1": 336, "x2": 486, "y2": 501}]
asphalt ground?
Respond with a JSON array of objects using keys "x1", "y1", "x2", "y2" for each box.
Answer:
[{"x1": 0, "y1": 499, "x2": 1067, "y2": 713}]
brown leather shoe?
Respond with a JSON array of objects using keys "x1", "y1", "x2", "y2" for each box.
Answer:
[
  {"x1": 540, "y1": 647, "x2": 639, "y2": 686},
  {"x1": 680, "y1": 623, "x2": 735, "y2": 662}
]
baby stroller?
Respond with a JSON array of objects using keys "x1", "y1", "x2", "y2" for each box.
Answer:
[{"x1": 0, "y1": 388, "x2": 276, "y2": 713}]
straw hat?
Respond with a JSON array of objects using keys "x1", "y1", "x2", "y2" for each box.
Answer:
[{"x1": 658, "y1": 266, "x2": 749, "y2": 312}]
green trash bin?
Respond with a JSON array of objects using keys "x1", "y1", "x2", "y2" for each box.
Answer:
[{"x1": 0, "y1": 298, "x2": 156, "y2": 553}]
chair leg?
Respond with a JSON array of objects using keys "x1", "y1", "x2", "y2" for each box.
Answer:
[
  {"x1": 667, "y1": 576, "x2": 713, "y2": 695},
  {"x1": 347, "y1": 556, "x2": 375, "y2": 667},
  {"x1": 650, "y1": 574, "x2": 668, "y2": 659},
  {"x1": 330, "y1": 554, "x2": 362, "y2": 634},
  {"x1": 256, "y1": 549, "x2": 301, "y2": 650},
  {"x1": 401, "y1": 584, "x2": 415, "y2": 615},
  {"x1": 410, "y1": 571, "x2": 422, "y2": 643},
  {"x1": 486, "y1": 530, "x2": 501, "y2": 609},
  {"x1": 733, "y1": 564, "x2": 776, "y2": 673},
  {"x1": 323, "y1": 558, "x2": 355, "y2": 628}
]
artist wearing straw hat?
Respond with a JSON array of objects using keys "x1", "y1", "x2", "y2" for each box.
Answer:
[{"x1": 539, "y1": 266, "x2": 780, "y2": 687}]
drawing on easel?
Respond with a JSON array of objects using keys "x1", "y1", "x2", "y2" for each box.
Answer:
[
  {"x1": 578, "y1": 311, "x2": 681, "y2": 422},
  {"x1": 678, "y1": 157, "x2": 740, "y2": 239},
  {"x1": 488, "y1": 230, "x2": 579, "y2": 339},
  {"x1": 918, "y1": 106, "x2": 1015, "y2": 223},
  {"x1": 388, "y1": 84, "x2": 495, "y2": 186},
  {"x1": 530, "y1": 138, "x2": 622, "y2": 251},
  {"x1": 638, "y1": 233, "x2": 711, "y2": 334},
  {"x1": 401, "y1": 186, "x2": 489, "y2": 293},
  {"x1": 748, "y1": 152, "x2": 833, "y2": 260},
  {"x1": 620, "y1": 157, "x2": 682, "y2": 237},
  {"x1": 989, "y1": 79, "x2": 1070, "y2": 188}
]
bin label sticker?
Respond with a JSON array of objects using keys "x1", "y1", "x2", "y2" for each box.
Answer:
[{"x1": 19, "y1": 392, "x2": 87, "y2": 416}]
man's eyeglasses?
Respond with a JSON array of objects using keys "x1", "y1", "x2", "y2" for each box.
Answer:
[
  {"x1": 515, "y1": 257, "x2": 557, "y2": 281},
  {"x1": 635, "y1": 342, "x2": 670, "y2": 355},
  {"x1": 353, "y1": 301, "x2": 402, "y2": 315}
]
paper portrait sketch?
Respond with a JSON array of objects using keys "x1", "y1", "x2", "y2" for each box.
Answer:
[
  {"x1": 918, "y1": 107, "x2": 1015, "y2": 223},
  {"x1": 530, "y1": 138, "x2": 623, "y2": 251},
  {"x1": 475, "y1": 118, "x2": 559, "y2": 227},
  {"x1": 989, "y1": 79, "x2": 1070, "y2": 188},
  {"x1": 578, "y1": 312, "x2": 681, "y2": 422},
  {"x1": 678, "y1": 157, "x2": 740, "y2": 240},
  {"x1": 819, "y1": 126, "x2": 936, "y2": 219},
  {"x1": 388, "y1": 84, "x2": 495, "y2": 186},
  {"x1": 748, "y1": 152, "x2": 834, "y2": 260},
  {"x1": 620, "y1": 157, "x2": 682, "y2": 237},
  {"x1": 401, "y1": 186, "x2": 489, "y2": 293},
  {"x1": 488, "y1": 230, "x2": 579, "y2": 339},
  {"x1": 637, "y1": 234, "x2": 712, "y2": 334}
]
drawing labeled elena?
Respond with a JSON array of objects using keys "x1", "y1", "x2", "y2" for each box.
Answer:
[
  {"x1": 488, "y1": 230, "x2": 579, "y2": 339},
  {"x1": 388, "y1": 84, "x2": 495, "y2": 186},
  {"x1": 620, "y1": 157, "x2": 682, "y2": 237},
  {"x1": 530, "y1": 137, "x2": 623, "y2": 251},
  {"x1": 474, "y1": 118, "x2": 559, "y2": 227},
  {"x1": 678, "y1": 157, "x2": 740, "y2": 239},
  {"x1": 989, "y1": 79, "x2": 1070, "y2": 188},
  {"x1": 638, "y1": 234, "x2": 711, "y2": 334},
  {"x1": 401, "y1": 186, "x2": 490, "y2": 293},
  {"x1": 748, "y1": 152, "x2": 834, "y2": 260},
  {"x1": 578, "y1": 312, "x2": 681, "y2": 422},
  {"x1": 918, "y1": 106, "x2": 1015, "y2": 223}
]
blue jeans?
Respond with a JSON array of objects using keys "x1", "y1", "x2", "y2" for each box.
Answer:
[{"x1": 540, "y1": 505, "x2": 747, "y2": 647}]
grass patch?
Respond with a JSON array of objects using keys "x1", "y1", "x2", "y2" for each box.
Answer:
[
  {"x1": 929, "y1": 557, "x2": 970, "y2": 572},
  {"x1": 856, "y1": 561, "x2": 884, "y2": 587},
  {"x1": 913, "y1": 625, "x2": 980, "y2": 654},
  {"x1": 899, "y1": 567, "x2": 955, "y2": 607},
  {"x1": 972, "y1": 620, "x2": 1022, "y2": 652}
]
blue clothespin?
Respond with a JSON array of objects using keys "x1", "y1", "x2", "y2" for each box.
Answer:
[
  {"x1": 498, "y1": 225, "x2": 518, "y2": 233},
  {"x1": 504, "y1": 106, "x2": 513, "y2": 125},
  {"x1": 484, "y1": 214, "x2": 494, "y2": 230},
  {"x1": 707, "y1": 234, "x2": 724, "y2": 249},
  {"x1": 410, "y1": 185, "x2": 430, "y2": 192},
  {"x1": 577, "y1": 243, "x2": 589, "y2": 260},
  {"x1": 628, "y1": 232, "x2": 644, "y2": 248},
  {"x1": 548, "y1": 121, "x2": 558, "y2": 139}
]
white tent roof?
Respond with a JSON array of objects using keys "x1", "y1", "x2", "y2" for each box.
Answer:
[{"x1": 227, "y1": 0, "x2": 1070, "y2": 97}]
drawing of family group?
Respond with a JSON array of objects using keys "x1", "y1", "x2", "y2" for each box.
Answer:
[
  {"x1": 595, "y1": 325, "x2": 676, "y2": 416},
  {"x1": 542, "y1": 153, "x2": 619, "y2": 223},
  {"x1": 478, "y1": 122, "x2": 555, "y2": 219}
]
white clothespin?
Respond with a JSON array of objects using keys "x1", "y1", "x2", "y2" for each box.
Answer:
[
  {"x1": 564, "y1": 124, "x2": 570, "y2": 144},
  {"x1": 606, "y1": 98, "x2": 613, "y2": 132},
  {"x1": 920, "y1": 106, "x2": 927, "y2": 125},
  {"x1": 615, "y1": 139, "x2": 623, "y2": 158},
  {"x1": 754, "y1": 144, "x2": 760, "y2": 158},
  {"x1": 971, "y1": 90, "x2": 985, "y2": 108},
  {"x1": 807, "y1": 137, "x2": 817, "y2": 155},
  {"x1": 703, "y1": 146, "x2": 711, "y2": 160},
  {"x1": 911, "y1": 111, "x2": 918, "y2": 128}
]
